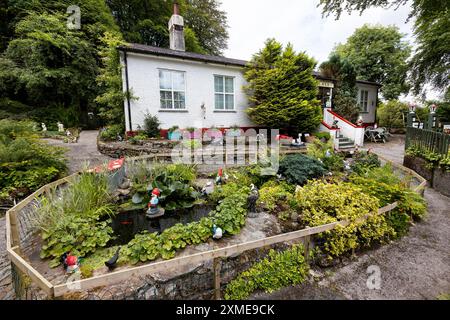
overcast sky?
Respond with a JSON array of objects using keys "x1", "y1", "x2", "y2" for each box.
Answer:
[
  {"x1": 220, "y1": 0, "x2": 444, "y2": 101},
  {"x1": 220, "y1": 0, "x2": 414, "y2": 65}
]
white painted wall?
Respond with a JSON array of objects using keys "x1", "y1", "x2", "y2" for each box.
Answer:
[
  {"x1": 356, "y1": 83, "x2": 378, "y2": 124},
  {"x1": 122, "y1": 52, "x2": 254, "y2": 131}
]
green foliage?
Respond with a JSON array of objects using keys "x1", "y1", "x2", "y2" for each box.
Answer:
[
  {"x1": 295, "y1": 180, "x2": 393, "y2": 258},
  {"x1": 406, "y1": 146, "x2": 445, "y2": 170},
  {"x1": 350, "y1": 151, "x2": 381, "y2": 174},
  {"x1": 377, "y1": 100, "x2": 408, "y2": 129},
  {"x1": 307, "y1": 139, "x2": 344, "y2": 172},
  {"x1": 244, "y1": 39, "x2": 322, "y2": 133},
  {"x1": 259, "y1": 181, "x2": 294, "y2": 212},
  {"x1": 334, "y1": 24, "x2": 411, "y2": 100},
  {"x1": 224, "y1": 245, "x2": 309, "y2": 300},
  {"x1": 319, "y1": 0, "x2": 447, "y2": 97},
  {"x1": 319, "y1": 53, "x2": 359, "y2": 122},
  {"x1": 100, "y1": 124, "x2": 123, "y2": 141},
  {"x1": 123, "y1": 182, "x2": 248, "y2": 264},
  {"x1": 95, "y1": 31, "x2": 127, "y2": 126},
  {"x1": 35, "y1": 172, "x2": 116, "y2": 267},
  {"x1": 313, "y1": 132, "x2": 331, "y2": 141},
  {"x1": 278, "y1": 154, "x2": 327, "y2": 185},
  {"x1": 0, "y1": 119, "x2": 67, "y2": 203},
  {"x1": 143, "y1": 113, "x2": 161, "y2": 138}
]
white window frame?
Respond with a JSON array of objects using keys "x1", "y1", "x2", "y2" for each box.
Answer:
[
  {"x1": 159, "y1": 69, "x2": 186, "y2": 110},
  {"x1": 359, "y1": 89, "x2": 369, "y2": 112},
  {"x1": 214, "y1": 75, "x2": 235, "y2": 110}
]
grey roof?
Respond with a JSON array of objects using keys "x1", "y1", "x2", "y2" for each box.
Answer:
[
  {"x1": 118, "y1": 43, "x2": 247, "y2": 67},
  {"x1": 119, "y1": 43, "x2": 381, "y2": 87}
]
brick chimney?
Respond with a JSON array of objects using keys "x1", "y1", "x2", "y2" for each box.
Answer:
[{"x1": 169, "y1": 2, "x2": 185, "y2": 51}]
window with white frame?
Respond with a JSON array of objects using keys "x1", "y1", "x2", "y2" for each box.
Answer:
[
  {"x1": 159, "y1": 69, "x2": 186, "y2": 109},
  {"x1": 214, "y1": 75, "x2": 234, "y2": 110},
  {"x1": 359, "y1": 89, "x2": 369, "y2": 112}
]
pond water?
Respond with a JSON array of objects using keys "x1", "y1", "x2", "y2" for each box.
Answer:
[{"x1": 111, "y1": 205, "x2": 214, "y2": 245}]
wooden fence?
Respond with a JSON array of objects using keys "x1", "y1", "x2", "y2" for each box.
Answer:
[
  {"x1": 406, "y1": 127, "x2": 450, "y2": 157},
  {"x1": 5, "y1": 155, "x2": 427, "y2": 299}
]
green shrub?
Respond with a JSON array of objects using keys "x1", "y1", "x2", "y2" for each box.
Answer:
[
  {"x1": 278, "y1": 154, "x2": 327, "y2": 185},
  {"x1": 0, "y1": 119, "x2": 67, "y2": 203},
  {"x1": 313, "y1": 132, "x2": 331, "y2": 141},
  {"x1": 35, "y1": 172, "x2": 116, "y2": 267},
  {"x1": 350, "y1": 151, "x2": 381, "y2": 174},
  {"x1": 295, "y1": 180, "x2": 394, "y2": 258},
  {"x1": 143, "y1": 113, "x2": 160, "y2": 138},
  {"x1": 259, "y1": 181, "x2": 294, "y2": 211},
  {"x1": 100, "y1": 124, "x2": 123, "y2": 141},
  {"x1": 224, "y1": 244, "x2": 309, "y2": 300}
]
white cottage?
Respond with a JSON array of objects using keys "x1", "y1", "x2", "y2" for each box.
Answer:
[{"x1": 118, "y1": 3, "x2": 381, "y2": 140}]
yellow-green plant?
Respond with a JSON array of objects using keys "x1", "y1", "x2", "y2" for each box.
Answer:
[{"x1": 224, "y1": 244, "x2": 309, "y2": 300}]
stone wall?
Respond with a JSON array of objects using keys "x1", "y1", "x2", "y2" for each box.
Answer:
[
  {"x1": 98, "y1": 139, "x2": 179, "y2": 159},
  {"x1": 403, "y1": 155, "x2": 450, "y2": 197}
]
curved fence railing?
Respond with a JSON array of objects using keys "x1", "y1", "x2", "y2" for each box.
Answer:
[{"x1": 5, "y1": 154, "x2": 426, "y2": 299}]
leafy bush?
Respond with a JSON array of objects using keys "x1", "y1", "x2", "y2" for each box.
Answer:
[
  {"x1": 307, "y1": 139, "x2": 344, "y2": 172},
  {"x1": 295, "y1": 180, "x2": 394, "y2": 258},
  {"x1": 350, "y1": 151, "x2": 381, "y2": 174},
  {"x1": 377, "y1": 100, "x2": 408, "y2": 129},
  {"x1": 100, "y1": 124, "x2": 123, "y2": 141},
  {"x1": 278, "y1": 154, "x2": 327, "y2": 185},
  {"x1": 259, "y1": 181, "x2": 294, "y2": 211},
  {"x1": 0, "y1": 119, "x2": 67, "y2": 203},
  {"x1": 313, "y1": 132, "x2": 331, "y2": 141},
  {"x1": 143, "y1": 112, "x2": 160, "y2": 138},
  {"x1": 224, "y1": 244, "x2": 309, "y2": 300},
  {"x1": 35, "y1": 172, "x2": 116, "y2": 267}
]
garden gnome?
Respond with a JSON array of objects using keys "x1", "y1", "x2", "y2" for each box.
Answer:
[
  {"x1": 41, "y1": 123, "x2": 47, "y2": 132},
  {"x1": 63, "y1": 252, "x2": 79, "y2": 273},
  {"x1": 212, "y1": 224, "x2": 223, "y2": 240},
  {"x1": 215, "y1": 168, "x2": 224, "y2": 185},
  {"x1": 57, "y1": 122, "x2": 64, "y2": 132},
  {"x1": 146, "y1": 188, "x2": 162, "y2": 218},
  {"x1": 247, "y1": 184, "x2": 259, "y2": 218}
]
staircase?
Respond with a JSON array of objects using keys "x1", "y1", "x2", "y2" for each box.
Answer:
[{"x1": 337, "y1": 135, "x2": 355, "y2": 149}]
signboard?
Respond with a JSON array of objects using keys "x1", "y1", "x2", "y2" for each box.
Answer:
[
  {"x1": 318, "y1": 80, "x2": 334, "y2": 88},
  {"x1": 444, "y1": 124, "x2": 450, "y2": 134}
]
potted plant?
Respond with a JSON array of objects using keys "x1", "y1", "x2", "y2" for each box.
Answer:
[
  {"x1": 184, "y1": 127, "x2": 201, "y2": 139},
  {"x1": 226, "y1": 124, "x2": 242, "y2": 137},
  {"x1": 168, "y1": 125, "x2": 181, "y2": 140}
]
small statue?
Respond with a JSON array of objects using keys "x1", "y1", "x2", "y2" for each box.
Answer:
[
  {"x1": 215, "y1": 168, "x2": 227, "y2": 185},
  {"x1": 57, "y1": 122, "x2": 64, "y2": 132},
  {"x1": 201, "y1": 181, "x2": 214, "y2": 196},
  {"x1": 212, "y1": 224, "x2": 223, "y2": 240},
  {"x1": 41, "y1": 123, "x2": 47, "y2": 132},
  {"x1": 356, "y1": 116, "x2": 364, "y2": 126},
  {"x1": 247, "y1": 184, "x2": 259, "y2": 218},
  {"x1": 62, "y1": 252, "x2": 79, "y2": 273},
  {"x1": 291, "y1": 134, "x2": 305, "y2": 148},
  {"x1": 66, "y1": 129, "x2": 72, "y2": 136},
  {"x1": 325, "y1": 149, "x2": 331, "y2": 157},
  {"x1": 146, "y1": 188, "x2": 164, "y2": 218},
  {"x1": 105, "y1": 247, "x2": 121, "y2": 270}
]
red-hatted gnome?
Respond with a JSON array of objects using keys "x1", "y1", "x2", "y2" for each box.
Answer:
[{"x1": 146, "y1": 188, "x2": 162, "y2": 218}]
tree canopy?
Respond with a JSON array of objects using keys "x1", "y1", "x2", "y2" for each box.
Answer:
[
  {"x1": 319, "y1": 0, "x2": 449, "y2": 98},
  {"x1": 244, "y1": 39, "x2": 322, "y2": 134},
  {"x1": 333, "y1": 24, "x2": 411, "y2": 100}
]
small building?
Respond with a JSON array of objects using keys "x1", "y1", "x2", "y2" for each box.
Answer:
[{"x1": 118, "y1": 3, "x2": 380, "y2": 139}]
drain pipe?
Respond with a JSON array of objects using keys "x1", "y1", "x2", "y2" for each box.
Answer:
[{"x1": 123, "y1": 51, "x2": 132, "y2": 131}]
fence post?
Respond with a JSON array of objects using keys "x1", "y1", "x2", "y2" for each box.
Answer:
[
  {"x1": 213, "y1": 257, "x2": 222, "y2": 300},
  {"x1": 303, "y1": 233, "x2": 311, "y2": 263}
]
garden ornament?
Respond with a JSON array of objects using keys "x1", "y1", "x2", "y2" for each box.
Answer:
[
  {"x1": 57, "y1": 122, "x2": 64, "y2": 132},
  {"x1": 146, "y1": 188, "x2": 164, "y2": 218},
  {"x1": 325, "y1": 149, "x2": 331, "y2": 157},
  {"x1": 66, "y1": 129, "x2": 72, "y2": 136},
  {"x1": 212, "y1": 224, "x2": 223, "y2": 240},
  {"x1": 41, "y1": 123, "x2": 47, "y2": 132},
  {"x1": 215, "y1": 168, "x2": 224, "y2": 185},
  {"x1": 247, "y1": 184, "x2": 259, "y2": 218},
  {"x1": 62, "y1": 252, "x2": 79, "y2": 273},
  {"x1": 105, "y1": 247, "x2": 121, "y2": 270},
  {"x1": 356, "y1": 116, "x2": 364, "y2": 126},
  {"x1": 132, "y1": 192, "x2": 144, "y2": 204},
  {"x1": 201, "y1": 181, "x2": 214, "y2": 196}
]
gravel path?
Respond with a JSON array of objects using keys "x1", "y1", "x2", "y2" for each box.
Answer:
[
  {"x1": 44, "y1": 130, "x2": 111, "y2": 174},
  {"x1": 253, "y1": 135, "x2": 450, "y2": 300}
]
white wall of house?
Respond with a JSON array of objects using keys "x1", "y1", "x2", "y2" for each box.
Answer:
[
  {"x1": 356, "y1": 82, "x2": 378, "y2": 124},
  {"x1": 122, "y1": 52, "x2": 254, "y2": 131}
]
